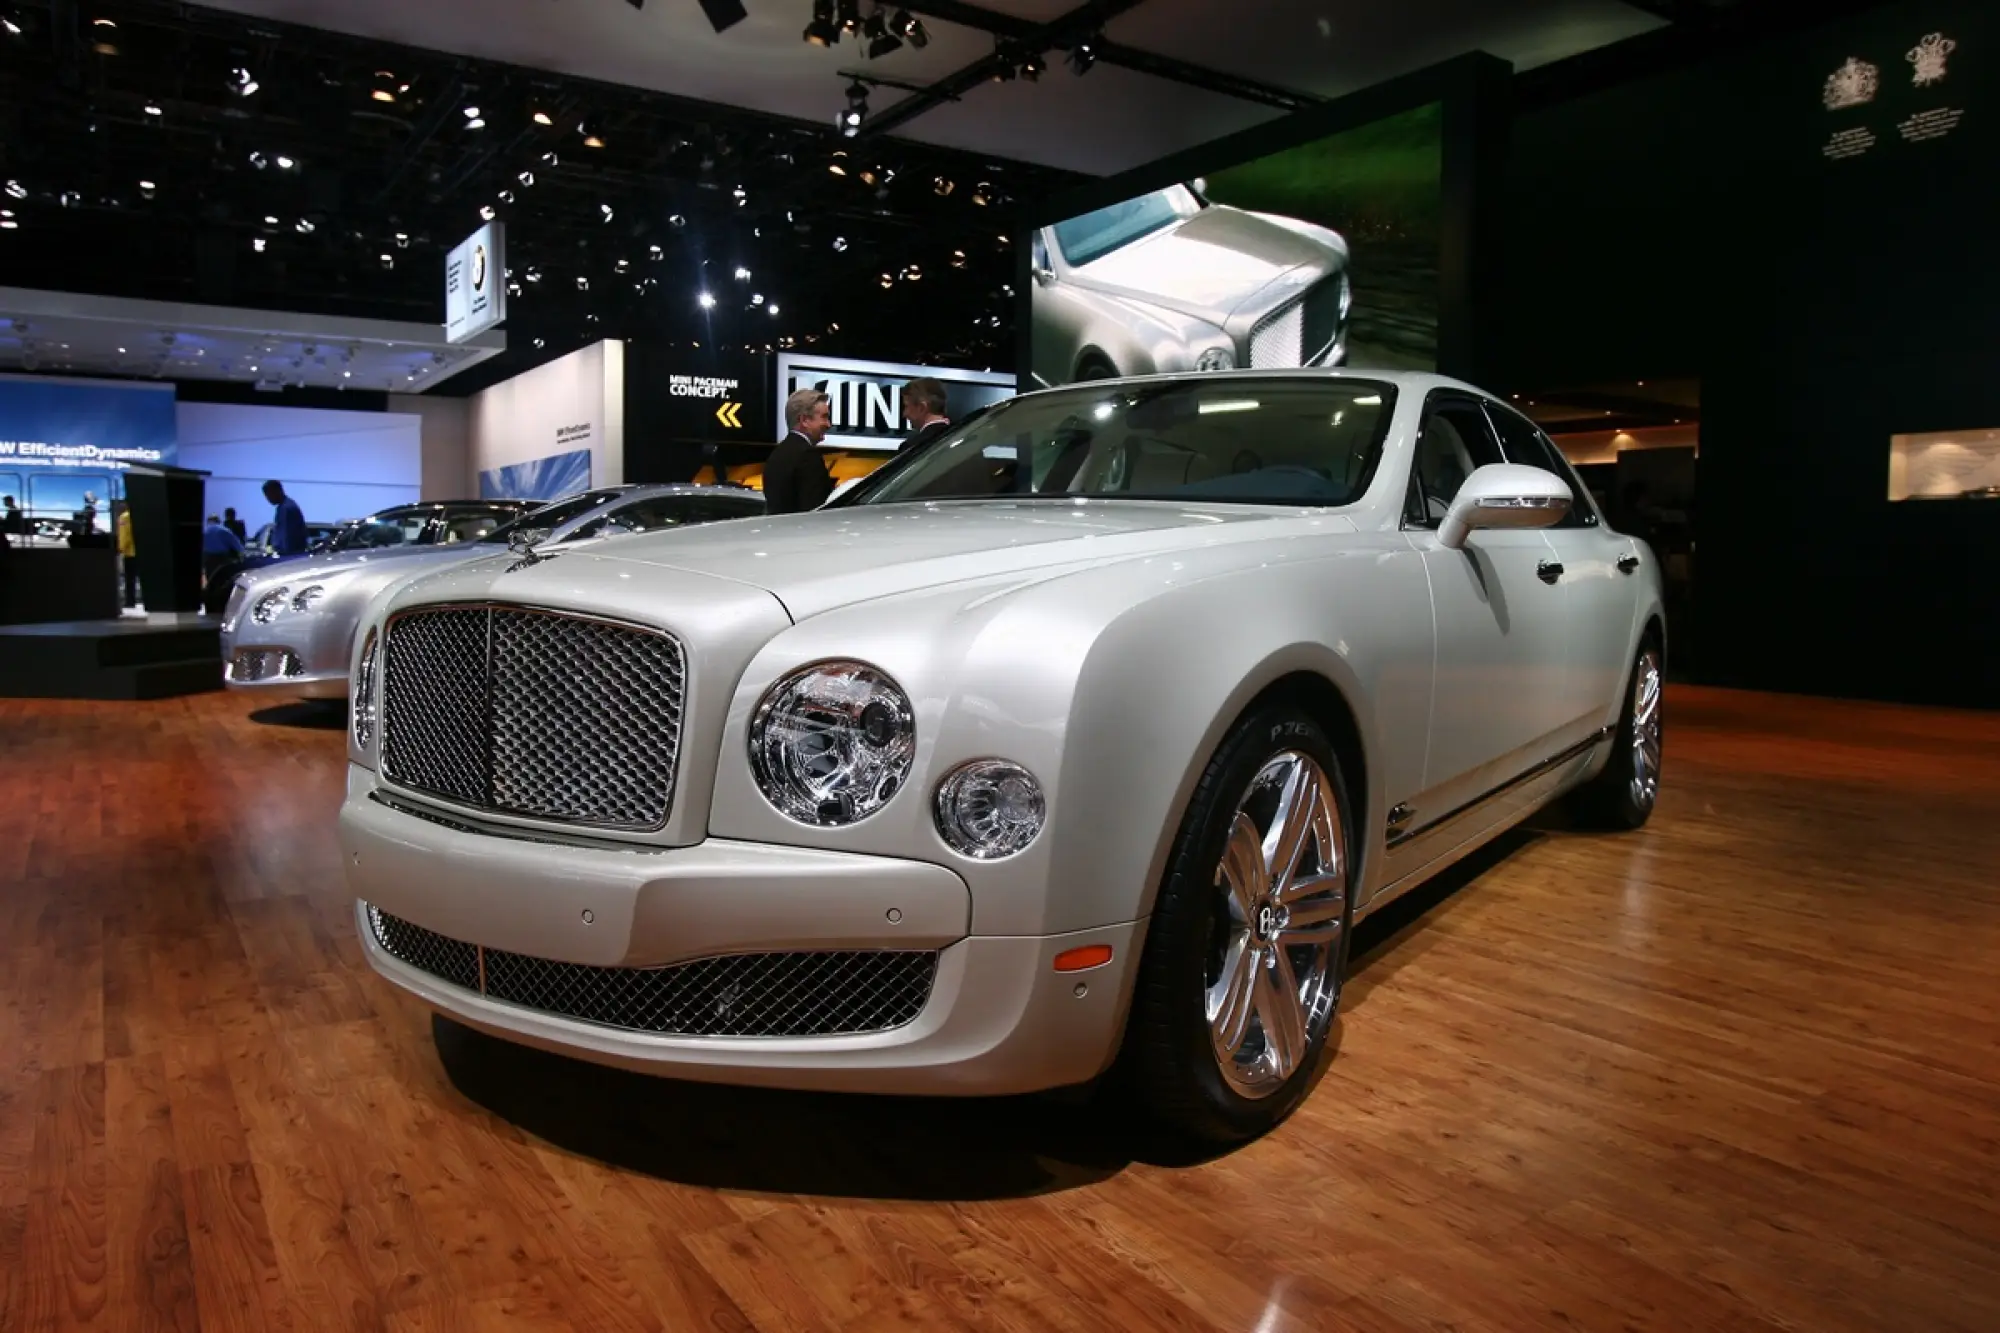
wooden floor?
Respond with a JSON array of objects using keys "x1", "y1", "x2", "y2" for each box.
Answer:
[{"x1": 2, "y1": 687, "x2": 1998, "y2": 1332}]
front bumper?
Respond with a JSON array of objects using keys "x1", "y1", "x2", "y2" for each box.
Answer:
[
  {"x1": 338, "y1": 768, "x2": 1142, "y2": 1096},
  {"x1": 221, "y1": 613, "x2": 352, "y2": 699}
]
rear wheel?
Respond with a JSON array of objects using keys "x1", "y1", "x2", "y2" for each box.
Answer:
[
  {"x1": 1123, "y1": 704, "x2": 1354, "y2": 1146},
  {"x1": 1568, "y1": 642, "x2": 1663, "y2": 830}
]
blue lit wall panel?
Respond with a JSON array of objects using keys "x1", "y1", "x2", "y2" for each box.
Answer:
[{"x1": 479, "y1": 447, "x2": 591, "y2": 501}]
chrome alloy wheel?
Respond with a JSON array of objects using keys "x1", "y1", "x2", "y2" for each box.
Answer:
[
  {"x1": 1631, "y1": 648, "x2": 1664, "y2": 812},
  {"x1": 1204, "y1": 751, "x2": 1348, "y2": 1098}
]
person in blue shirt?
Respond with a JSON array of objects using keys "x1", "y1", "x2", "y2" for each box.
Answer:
[
  {"x1": 201, "y1": 513, "x2": 244, "y2": 586},
  {"x1": 261, "y1": 480, "x2": 309, "y2": 557}
]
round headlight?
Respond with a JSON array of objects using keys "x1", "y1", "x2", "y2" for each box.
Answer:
[
  {"x1": 1195, "y1": 346, "x2": 1236, "y2": 372},
  {"x1": 291, "y1": 584, "x2": 327, "y2": 613},
  {"x1": 352, "y1": 627, "x2": 379, "y2": 752},
  {"x1": 750, "y1": 661, "x2": 914, "y2": 826},
  {"x1": 252, "y1": 587, "x2": 291, "y2": 623},
  {"x1": 935, "y1": 760, "x2": 1046, "y2": 860}
]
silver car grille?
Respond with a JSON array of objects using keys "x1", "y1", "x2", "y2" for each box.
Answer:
[
  {"x1": 379, "y1": 604, "x2": 685, "y2": 831},
  {"x1": 230, "y1": 648, "x2": 304, "y2": 682},
  {"x1": 366, "y1": 906, "x2": 938, "y2": 1038},
  {"x1": 1249, "y1": 273, "x2": 1349, "y2": 369}
]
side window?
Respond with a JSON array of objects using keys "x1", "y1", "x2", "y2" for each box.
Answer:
[
  {"x1": 1483, "y1": 404, "x2": 1600, "y2": 528},
  {"x1": 440, "y1": 510, "x2": 507, "y2": 544},
  {"x1": 1405, "y1": 395, "x2": 1507, "y2": 529}
]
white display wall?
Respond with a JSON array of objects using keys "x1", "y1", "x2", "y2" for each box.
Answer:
[{"x1": 465, "y1": 340, "x2": 624, "y2": 500}]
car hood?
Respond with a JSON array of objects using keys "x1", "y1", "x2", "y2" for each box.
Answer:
[
  {"x1": 246, "y1": 540, "x2": 496, "y2": 586},
  {"x1": 576, "y1": 501, "x2": 1351, "y2": 620},
  {"x1": 1067, "y1": 206, "x2": 1339, "y2": 326}
]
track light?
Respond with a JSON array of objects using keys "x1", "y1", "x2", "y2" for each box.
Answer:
[
  {"x1": 837, "y1": 80, "x2": 868, "y2": 138},
  {"x1": 836, "y1": 0, "x2": 861, "y2": 36},
  {"x1": 1022, "y1": 53, "x2": 1045, "y2": 81},
  {"x1": 803, "y1": 0, "x2": 837, "y2": 46},
  {"x1": 229, "y1": 66, "x2": 259, "y2": 97},
  {"x1": 698, "y1": 291, "x2": 717, "y2": 309},
  {"x1": 972, "y1": 182, "x2": 993, "y2": 206},
  {"x1": 1069, "y1": 36, "x2": 1099, "y2": 75},
  {"x1": 531, "y1": 108, "x2": 553, "y2": 126},
  {"x1": 890, "y1": 9, "x2": 927, "y2": 47},
  {"x1": 462, "y1": 105, "x2": 485, "y2": 129},
  {"x1": 295, "y1": 218, "x2": 315, "y2": 234},
  {"x1": 371, "y1": 71, "x2": 404, "y2": 103}
]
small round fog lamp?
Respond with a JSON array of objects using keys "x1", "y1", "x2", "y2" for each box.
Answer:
[{"x1": 935, "y1": 760, "x2": 1046, "y2": 860}]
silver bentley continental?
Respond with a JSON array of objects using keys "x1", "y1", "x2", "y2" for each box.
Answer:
[{"x1": 338, "y1": 369, "x2": 1666, "y2": 1145}]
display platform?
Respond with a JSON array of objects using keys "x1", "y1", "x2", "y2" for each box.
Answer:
[{"x1": 0, "y1": 617, "x2": 224, "y2": 700}]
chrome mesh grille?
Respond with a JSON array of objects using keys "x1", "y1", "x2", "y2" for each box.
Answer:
[
  {"x1": 379, "y1": 605, "x2": 685, "y2": 830},
  {"x1": 1249, "y1": 274, "x2": 1347, "y2": 369},
  {"x1": 365, "y1": 906, "x2": 936, "y2": 1038}
]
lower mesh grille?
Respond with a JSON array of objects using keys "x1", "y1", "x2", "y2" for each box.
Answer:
[{"x1": 365, "y1": 905, "x2": 937, "y2": 1038}]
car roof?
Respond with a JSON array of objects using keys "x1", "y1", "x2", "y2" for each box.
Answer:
[{"x1": 1011, "y1": 366, "x2": 1496, "y2": 405}]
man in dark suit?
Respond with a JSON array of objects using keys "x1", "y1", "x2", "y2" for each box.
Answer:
[
  {"x1": 762, "y1": 388, "x2": 834, "y2": 515},
  {"x1": 897, "y1": 377, "x2": 952, "y2": 454}
]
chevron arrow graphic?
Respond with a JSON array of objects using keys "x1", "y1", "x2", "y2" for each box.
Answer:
[{"x1": 714, "y1": 401, "x2": 743, "y2": 429}]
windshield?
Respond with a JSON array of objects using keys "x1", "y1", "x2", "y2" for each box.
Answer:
[
  {"x1": 851, "y1": 377, "x2": 1396, "y2": 509},
  {"x1": 1050, "y1": 185, "x2": 1202, "y2": 268},
  {"x1": 480, "y1": 490, "x2": 624, "y2": 543},
  {"x1": 327, "y1": 509, "x2": 429, "y2": 552}
]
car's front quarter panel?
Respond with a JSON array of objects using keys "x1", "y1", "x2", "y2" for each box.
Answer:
[{"x1": 704, "y1": 518, "x2": 1436, "y2": 938}]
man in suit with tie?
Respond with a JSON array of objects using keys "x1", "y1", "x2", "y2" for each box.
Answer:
[
  {"x1": 762, "y1": 388, "x2": 835, "y2": 515},
  {"x1": 897, "y1": 377, "x2": 953, "y2": 454}
]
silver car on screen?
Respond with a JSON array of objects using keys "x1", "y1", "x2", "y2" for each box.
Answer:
[
  {"x1": 1029, "y1": 183, "x2": 1351, "y2": 389},
  {"x1": 221, "y1": 484, "x2": 765, "y2": 699},
  {"x1": 338, "y1": 370, "x2": 1664, "y2": 1147}
]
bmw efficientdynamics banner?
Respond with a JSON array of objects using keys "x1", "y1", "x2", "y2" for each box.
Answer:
[
  {"x1": 445, "y1": 221, "x2": 506, "y2": 344},
  {"x1": 773, "y1": 353, "x2": 1015, "y2": 451}
]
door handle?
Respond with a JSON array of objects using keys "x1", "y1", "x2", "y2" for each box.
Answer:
[
  {"x1": 1537, "y1": 560, "x2": 1564, "y2": 584},
  {"x1": 1617, "y1": 554, "x2": 1640, "y2": 574}
]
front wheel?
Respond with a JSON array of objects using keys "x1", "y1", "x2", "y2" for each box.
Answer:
[
  {"x1": 1122, "y1": 704, "x2": 1355, "y2": 1146},
  {"x1": 1567, "y1": 642, "x2": 1664, "y2": 830}
]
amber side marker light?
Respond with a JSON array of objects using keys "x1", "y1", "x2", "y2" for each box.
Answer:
[{"x1": 1053, "y1": 944, "x2": 1113, "y2": 973}]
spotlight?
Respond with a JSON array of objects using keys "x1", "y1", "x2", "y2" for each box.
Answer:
[
  {"x1": 578, "y1": 121, "x2": 605, "y2": 148},
  {"x1": 1022, "y1": 53, "x2": 1045, "y2": 81},
  {"x1": 480, "y1": 205, "x2": 496, "y2": 221},
  {"x1": 769, "y1": 304, "x2": 780, "y2": 315},
  {"x1": 462, "y1": 106, "x2": 485, "y2": 130},
  {"x1": 248, "y1": 152, "x2": 268, "y2": 170},
  {"x1": 518, "y1": 170, "x2": 534, "y2": 186},
  {"x1": 951, "y1": 249, "x2": 967, "y2": 267},
  {"x1": 252, "y1": 237, "x2": 266, "y2": 252},
  {"x1": 275, "y1": 154, "x2": 296, "y2": 170},
  {"x1": 229, "y1": 67, "x2": 259, "y2": 97},
  {"x1": 933, "y1": 176, "x2": 955, "y2": 197},
  {"x1": 828, "y1": 151, "x2": 850, "y2": 176},
  {"x1": 751, "y1": 293, "x2": 764, "y2": 305},
  {"x1": 972, "y1": 182, "x2": 993, "y2": 206},
  {"x1": 143, "y1": 103, "x2": 163, "y2": 117},
  {"x1": 836, "y1": 0, "x2": 861, "y2": 36},
  {"x1": 668, "y1": 213, "x2": 686, "y2": 228},
  {"x1": 264, "y1": 214, "x2": 278, "y2": 225},
  {"x1": 837, "y1": 79, "x2": 868, "y2": 137},
  {"x1": 879, "y1": 273, "x2": 894, "y2": 289},
  {"x1": 525, "y1": 267, "x2": 542, "y2": 283},
  {"x1": 600, "y1": 202, "x2": 615, "y2": 222},
  {"x1": 803, "y1": 0, "x2": 837, "y2": 47},
  {"x1": 1069, "y1": 36, "x2": 1098, "y2": 75},
  {"x1": 832, "y1": 236, "x2": 848, "y2": 252},
  {"x1": 395, "y1": 232, "x2": 409, "y2": 246},
  {"x1": 890, "y1": 9, "x2": 927, "y2": 46},
  {"x1": 698, "y1": 292, "x2": 717, "y2": 310},
  {"x1": 0, "y1": 219, "x2": 15, "y2": 231},
  {"x1": 734, "y1": 266, "x2": 751, "y2": 281},
  {"x1": 531, "y1": 109, "x2": 553, "y2": 126},
  {"x1": 3, "y1": 14, "x2": 21, "y2": 37},
  {"x1": 380, "y1": 253, "x2": 394, "y2": 269},
  {"x1": 541, "y1": 150, "x2": 560, "y2": 167},
  {"x1": 577, "y1": 275, "x2": 590, "y2": 290},
  {"x1": 4, "y1": 181, "x2": 23, "y2": 199},
  {"x1": 615, "y1": 258, "x2": 630, "y2": 274},
  {"x1": 138, "y1": 179, "x2": 156, "y2": 198},
  {"x1": 497, "y1": 189, "x2": 515, "y2": 205},
  {"x1": 864, "y1": 8, "x2": 901, "y2": 58},
  {"x1": 649, "y1": 244, "x2": 664, "y2": 260},
  {"x1": 370, "y1": 71, "x2": 402, "y2": 103},
  {"x1": 732, "y1": 184, "x2": 748, "y2": 206},
  {"x1": 295, "y1": 218, "x2": 315, "y2": 234}
]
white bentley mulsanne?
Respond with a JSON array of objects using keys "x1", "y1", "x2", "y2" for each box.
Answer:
[{"x1": 338, "y1": 369, "x2": 1664, "y2": 1145}]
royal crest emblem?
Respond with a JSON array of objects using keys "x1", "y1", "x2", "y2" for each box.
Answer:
[
  {"x1": 1823, "y1": 57, "x2": 1879, "y2": 111},
  {"x1": 1907, "y1": 32, "x2": 1955, "y2": 86}
]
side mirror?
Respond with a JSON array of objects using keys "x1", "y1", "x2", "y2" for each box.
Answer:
[{"x1": 1438, "y1": 463, "x2": 1572, "y2": 550}]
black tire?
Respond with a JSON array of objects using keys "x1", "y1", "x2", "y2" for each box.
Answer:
[
  {"x1": 1121, "y1": 702, "x2": 1356, "y2": 1147},
  {"x1": 1566, "y1": 639, "x2": 1664, "y2": 831}
]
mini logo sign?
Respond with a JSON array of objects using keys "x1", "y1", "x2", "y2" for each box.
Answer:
[
  {"x1": 1823, "y1": 57, "x2": 1880, "y2": 110},
  {"x1": 1908, "y1": 32, "x2": 1955, "y2": 86}
]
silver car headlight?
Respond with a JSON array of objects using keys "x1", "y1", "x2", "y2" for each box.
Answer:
[
  {"x1": 351, "y1": 626, "x2": 380, "y2": 755},
  {"x1": 1196, "y1": 346, "x2": 1236, "y2": 372},
  {"x1": 291, "y1": 584, "x2": 329, "y2": 613},
  {"x1": 935, "y1": 760, "x2": 1046, "y2": 860},
  {"x1": 749, "y1": 661, "x2": 914, "y2": 826},
  {"x1": 252, "y1": 586, "x2": 291, "y2": 623}
]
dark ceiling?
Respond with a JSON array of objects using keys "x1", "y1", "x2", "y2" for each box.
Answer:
[{"x1": 0, "y1": 0, "x2": 1081, "y2": 391}]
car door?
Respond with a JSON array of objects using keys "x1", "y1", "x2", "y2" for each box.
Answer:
[
  {"x1": 1484, "y1": 400, "x2": 1640, "y2": 739},
  {"x1": 1402, "y1": 391, "x2": 1573, "y2": 823}
]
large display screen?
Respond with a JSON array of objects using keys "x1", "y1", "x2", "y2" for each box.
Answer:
[
  {"x1": 0, "y1": 375, "x2": 177, "y2": 538},
  {"x1": 1027, "y1": 101, "x2": 1442, "y2": 390}
]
